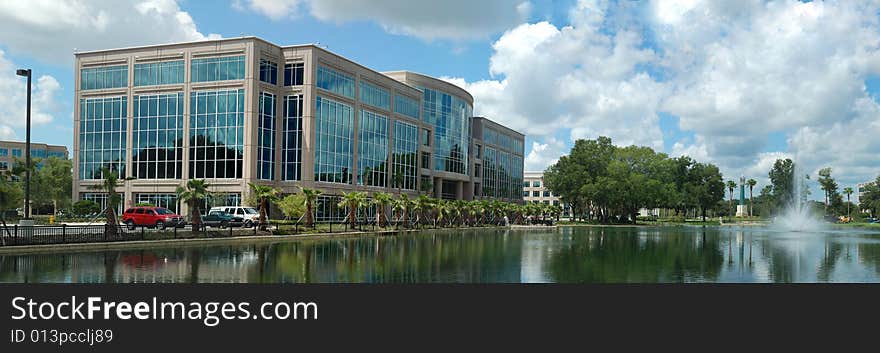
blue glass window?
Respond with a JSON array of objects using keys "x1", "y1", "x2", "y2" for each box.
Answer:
[
  {"x1": 135, "y1": 193, "x2": 179, "y2": 214},
  {"x1": 314, "y1": 96, "x2": 354, "y2": 184},
  {"x1": 421, "y1": 87, "x2": 470, "y2": 175},
  {"x1": 282, "y1": 95, "x2": 304, "y2": 181},
  {"x1": 189, "y1": 89, "x2": 245, "y2": 178},
  {"x1": 392, "y1": 120, "x2": 419, "y2": 190},
  {"x1": 257, "y1": 92, "x2": 276, "y2": 180},
  {"x1": 190, "y1": 56, "x2": 245, "y2": 83},
  {"x1": 359, "y1": 81, "x2": 390, "y2": 111},
  {"x1": 134, "y1": 60, "x2": 184, "y2": 86},
  {"x1": 81, "y1": 65, "x2": 128, "y2": 90},
  {"x1": 284, "y1": 63, "x2": 304, "y2": 86},
  {"x1": 394, "y1": 94, "x2": 419, "y2": 119},
  {"x1": 259, "y1": 59, "x2": 278, "y2": 85},
  {"x1": 132, "y1": 93, "x2": 184, "y2": 179},
  {"x1": 357, "y1": 110, "x2": 389, "y2": 187},
  {"x1": 48, "y1": 151, "x2": 67, "y2": 159},
  {"x1": 316, "y1": 66, "x2": 355, "y2": 98},
  {"x1": 0, "y1": 149, "x2": 6, "y2": 157},
  {"x1": 11, "y1": 148, "x2": 21, "y2": 157},
  {"x1": 79, "y1": 96, "x2": 127, "y2": 179}
]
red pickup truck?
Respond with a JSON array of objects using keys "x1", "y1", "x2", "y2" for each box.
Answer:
[{"x1": 121, "y1": 207, "x2": 186, "y2": 230}]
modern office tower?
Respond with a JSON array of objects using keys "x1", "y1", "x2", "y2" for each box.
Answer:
[
  {"x1": 470, "y1": 117, "x2": 525, "y2": 203},
  {"x1": 73, "y1": 37, "x2": 524, "y2": 217}
]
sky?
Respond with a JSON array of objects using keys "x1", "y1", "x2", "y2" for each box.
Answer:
[{"x1": 0, "y1": 0, "x2": 879, "y2": 201}]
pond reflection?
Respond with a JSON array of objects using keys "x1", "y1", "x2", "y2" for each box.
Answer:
[{"x1": 2, "y1": 226, "x2": 880, "y2": 283}]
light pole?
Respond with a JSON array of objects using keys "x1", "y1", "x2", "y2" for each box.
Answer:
[{"x1": 16, "y1": 68, "x2": 31, "y2": 220}]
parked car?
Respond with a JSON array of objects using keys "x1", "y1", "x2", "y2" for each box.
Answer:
[
  {"x1": 202, "y1": 211, "x2": 244, "y2": 228},
  {"x1": 209, "y1": 206, "x2": 260, "y2": 227},
  {"x1": 121, "y1": 207, "x2": 186, "y2": 230}
]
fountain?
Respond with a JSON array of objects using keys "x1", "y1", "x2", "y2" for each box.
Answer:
[{"x1": 774, "y1": 158, "x2": 823, "y2": 232}]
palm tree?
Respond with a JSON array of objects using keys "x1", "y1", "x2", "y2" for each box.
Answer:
[
  {"x1": 372, "y1": 192, "x2": 393, "y2": 227},
  {"x1": 90, "y1": 168, "x2": 134, "y2": 234},
  {"x1": 726, "y1": 180, "x2": 737, "y2": 220},
  {"x1": 338, "y1": 191, "x2": 367, "y2": 229},
  {"x1": 176, "y1": 179, "x2": 209, "y2": 231},
  {"x1": 248, "y1": 183, "x2": 280, "y2": 230},
  {"x1": 414, "y1": 195, "x2": 432, "y2": 227},
  {"x1": 299, "y1": 187, "x2": 322, "y2": 227},
  {"x1": 844, "y1": 187, "x2": 854, "y2": 219},
  {"x1": 747, "y1": 178, "x2": 757, "y2": 218},
  {"x1": 392, "y1": 194, "x2": 412, "y2": 228}
]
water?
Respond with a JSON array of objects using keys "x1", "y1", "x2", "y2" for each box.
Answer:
[
  {"x1": 3, "y1": 226, "x2": 880, "y2": 283},
  {"x1": 774, "y1": 156, "x2": 823, "y2": 232}
]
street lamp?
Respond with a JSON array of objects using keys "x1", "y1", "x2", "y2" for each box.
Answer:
[{"x1": 15, "y1": 68, "x2": 31, "y2": 220}]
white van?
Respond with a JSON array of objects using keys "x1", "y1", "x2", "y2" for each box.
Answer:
[{"x1": 209, "y1": 206, "x2": 260, "y2": 227}]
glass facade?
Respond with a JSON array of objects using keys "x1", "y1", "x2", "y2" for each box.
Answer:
[
  {"x1": 359, "y1": 81, "x2": 390, "y2": 111},
  {"x1": 48, "y1": 151, "x2": 66, "y2": 159},
  {"x1": 316, "y1": 66, "x2": 355, "y2": 98},
  {"x1": 315, "y1": 195, "x2": 345, "y2": 222},
  {"x1": 189, "y1": 89, "x2": 245, "y2": 179},
  {"x1": 81, "y1": 65, "x2": 128, "y2": 90},
  {"x1": 0, "y1": 148, "x2": 6, "y2": 156},
  {"x1": 135, "y1": 193, "x2": 179, "y2": 213},
  {"x1": 392, "y1": 120, "x2": 419, "y2": 190},
  {"x1": 134, "y1": 60, "x2": 184, "y2": 86},
  {"x1": 482, "y1": 147, "x2": 497, "y2": 197},
  {"x1": 284, "y1": 62, "x2": 304, "y2": 86},
  {"x1": 421, "y1": 87, "x2": 471, "y2": 175},
  {"x1": 79, "y1": 96, "x2": 127, "y2": 179},
  {"x1": 394, "y1": 94, "x2": 420, "y2": 120},
  {"x1": 483, "y1": 126, "x2": 524, "y2": 154},
  {"x1": 282, "y1": 95, "x2": 304, "y2": 181},
  {"x1": 132, "y1": 93, "x2": 184, "y2": 179},
  {"x1": 191, "y1": 56, "x2": 245, "y2": 83},
  {"x1": 314, "y1": 96, "x2": 354, "y2": 184},
  {"x1": 11, "y1": 148, "x2": 21, "y2": 157},
  {"x1": 81, "y1": 193, "x2": 123, "y2": 215},
  {"x1": 357, "y1": 110, "x2": 389, "y2": 187},
  {"x1": 259, "y1": 59, "x2": 278, "y2": 85},
  {"x1": 257, "y1": 92, "x2": 276, "y2": 180},
  {"x1": 480, "y1": 147, "x2": 522, "y2": 200}
]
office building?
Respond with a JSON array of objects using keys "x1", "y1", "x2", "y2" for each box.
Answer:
[
  {"x1": 0, "y1": 140, "x2": 68, "y2": 174},
  {"x1": 73, "y1": 37, "x2": 524, "y2": 216}
]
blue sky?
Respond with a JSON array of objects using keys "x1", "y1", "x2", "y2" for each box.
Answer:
[{"x1": 1, "y1": 0, "x2": 879, "y2": 201}]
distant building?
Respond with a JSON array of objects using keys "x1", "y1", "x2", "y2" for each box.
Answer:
[
  {"x1": 0, "y1": 140, "x2": 69, "y2": 174},
  {"x1": 858, "y1": 181, "x2": 875, "y2": 206},
  {"x1": 522, "y1": 171, "x2": 563, "y2": 206}
]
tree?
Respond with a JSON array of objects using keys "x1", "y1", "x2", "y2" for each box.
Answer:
[
  {"x1": 277, "y1": 194, "x2": 307, "y2": 221},
  {"x1": 248, "y1": 183, "x2": 280, "y2": 230},
  {"x1": 338, "y1": 192, "x2": 367, "y2": 229},
  {"x1": 747, "y1": 178, "x2": 757, "y2": 217},
  {"x1": 28, "y1": 157, "x2": 72, "y2": 216},
  {"x1": 71, "y1": 200, "x2": 100, "y2": 218},
  {"x1": 844, "y1": 187, "x2": 854, "y2": 219},
  {"x1": 299, "y1": 187, "x2": 322, "y2": 227},
  {"x1": 862, "y1": 177, "x2": 880, "y2": 217},
  {"x1": 726, "y1": 180, "x2": 737, "y2": 219},
  {"x1": 372, "y1": 192, "x2": 393, "y2": 227},
  {"x1": 393, "y1": 193, "x2": 412, "y2": 228},
  {"x1": 769, "y1": 159, "x2": 795, "y2": 212},
  {"x1": 177, "y1": 179, "x2": 210, "y2": 231},
  {"x1": 817, "y1": 167, "x2": 837, "y2": 215},
  {"x1": 90, "y1": 167, "x2": 134, "y2": 228}
]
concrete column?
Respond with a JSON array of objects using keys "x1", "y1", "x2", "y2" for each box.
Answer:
[
  {"x1": 455, "y1": 181, "x2": 463, "y2": 200},
  {"x1": 434, "y1": 177, "x2": 442, "y2": 199}
]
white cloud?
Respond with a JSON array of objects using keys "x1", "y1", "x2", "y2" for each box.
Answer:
[
  {"x1": 0, "y1": 0, "x2": 220, "y2": 64},
  {"x1": 237, "y1": 0, "x2": 531, "y2": 40},
  {"x1": 524, "y1": 138, "x2": 567, "y2": 172},
  {"x1": 0, "y1": 50, "x2": 63, "y2": 140}
]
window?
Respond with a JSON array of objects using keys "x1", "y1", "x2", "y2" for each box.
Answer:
[
  {"x1": 421, "y1": 87, "x2": 470, "y2": 175},
  {"x1": 316, "y1": 66, "x2": 354, "y2": 98},
  {"x1": 81, "y1": 193, "x2": 123, "y2": 215},
  {"x1": 32, "y1": 149, "x2": 46, "y2": 158},
  {"x1": 0, "y1": 148, "x2": 6, "y2": 156},
  {"x1": 522, "y1": 181, "x2": 529, "y2": 188},
  {"x1": 474, "y1": 165, "x2": 481, "y2": 178},
  {"x1": 392, "y1": 120, "x2": 419, "y2": 190},
  {"x1": 522, "y1": 191, "x2": 529, "y2": 197},
  {"x1": 481, "y1": 147, "x2": 497, "y2": 197},
  {"x1": 191, "y1": 56, "x2": 245, "y2": 83},
  {"x1": 475, "y1": 144, "x2": 482, "y2": 159},
  {"x1": 257, "y1": 92, "x2": 277, "y2": 180},
  {"x1": 553, "y1": 200, "x2": 560, "y2": 206},
  {"x1": 135, "y1": 193, "x2": 179, "y2": 214},
  {"x1": 543, "y1": 190, "x2": 551, "y2": 197},
  {"x1": 132, "y1": 93, "x2": 184, "y2": 179},
  {"x1": 533, "y1": 181, "x2": 541, "y2": 187},
  {"x1": 283, "y1": 62, "x2": 304, "y2": 86},
  {"x1": 360, "y1": 81, "x2": 390, "y2": 110},
  {"x1": 394, "y1": 94, "x2": 419, "y2": 119},
  {"x1": 259, "y1": 59, "x2": 278, "y2": 85},
  {"x1": 0, "y1": 161, "x2": 7, "y2": 170},
  {"x1": 314, "y1": 96, "x2": 354, "y2": 184},
  {"x1": 48, "y1": 151, "x2": 66, "y2": 159},
  {"x1": 282, "y1": 95, "x2": 304, "y2": 181},
  {"x1": 79, "y1": 96, "x2": 127, "y2": 179},
  {"x1": 421, "y1": 152, "x2": 430, "y2": 170},
  {"x1": 134, "y1": 60, "x2": 184, "y2": 86},
  {"x1": 533, "y1": 191, "x2": 540, "y2": 197},
  {"x1": 357, "y1": 110, "x2": 389, "y2": 187},
  {"x1": 189, "y1": 89, "x2": 245, "y2": 179},
  {"x1": 422, "y1": 129, "x2": 430, "y2": 146},
  {"x1": 11, "y1": 148, "x2": 21, "y2": 157},
  {"x1": 81, "y1": 65, "x2": 128, "y2": 90}
]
